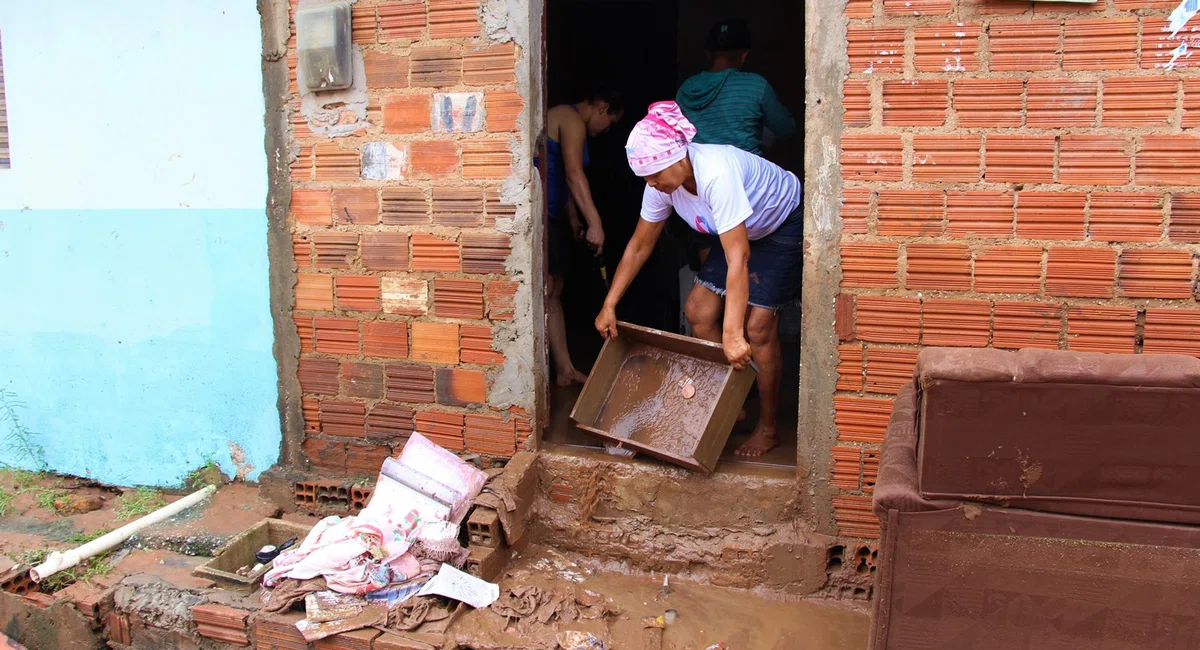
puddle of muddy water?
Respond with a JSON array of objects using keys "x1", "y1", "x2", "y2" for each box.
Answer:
[{"x1": 592, "y1": 345, "x2": 728, "y2": 458}]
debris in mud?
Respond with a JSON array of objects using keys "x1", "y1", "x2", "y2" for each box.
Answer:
[
  {"x1": 490, "y1": 584, "x2": 619, "y2": 627},
  {"x1": 556, "y1": 630, "x2": 608, "y2": 649}
]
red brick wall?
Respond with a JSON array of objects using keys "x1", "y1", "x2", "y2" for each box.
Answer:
[
  {"x1": 286, "y1": 0, "x2": 534, "y2": 475},
  {"x1": 834, "y1": 0, "x2": 1200, "y2": 538}
]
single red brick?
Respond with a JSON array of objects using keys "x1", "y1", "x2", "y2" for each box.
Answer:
[
  {"x1": 381, "y1": 278, "x2": 429, "y2": 316},
  {"x1": 985, "y1": 136, "x2": 1055, "y2": 184},
  {"x1": 462, "y1": 140, "x2": 513, "y2": 180},
  {"x1": 1136, "y1": 136, "x2": 1200, "y2": 186},
  {"x1": 883, "y1": 80, "x2": 949, "y2": 127},
  {"x1": 841, "y1": 135, "x2": 903, "y2": 182},
  {"x1": 304, "y1": 437, "x2": 347, "y2": 473},
  {"x1": 1063, "y1": 18, "x2": 1138, "y2": 70},
  {"x1": 855, "y1": 296, "x2": 921, "y2": 344},
  {"x1": 415, "y1": 411, "x2": 466, "y2": 451},
  {"x1": 431, "y1": 187, "x2": 485, "y2": 227},
  {"x1": 411, "y1": 233, "x2": 461, "y2": 272},
  {"x1": 346, "y1": 442, "x2": 392, "y2": 476},
  {"x1": 953, "y1": 79, "x2": 1023, "y2": 128},
  {"x1": 362, "y1": 321, "x2": 409, "y2": 359},
  {"x1": 836, "y1": 342, "x2": 865, "y2": 392},
  {"x1": 367, "y1": 403, "x2": 415, "y2": 440},
  {"x1": 841, "y1": 243, "x2": 899, "y2": 289},
  {"x1": 836, "y1": 294, "x2": 856, "y2": 342},
  {"x1": 1026, "y1": 79, "x2": 1098, "y2": 128},
  {"x1": 847, "y1": 26, "x2": 905, "y2": 74},
  {"x1": 351, "y1": 4, "x2": 377, "y2": 44},
  {"x1": 385, "y1": 363, "x2": 435, "y2": 402},
  {"x1": 461, "y1": 324, "x2": 503, "y2": 365},
  {"x1": 463, "y1": 414, "x2": 516, "y2": 456},
  {"x1": 378, "y1": 0, "x2": 426, "y2": 41},
  {"x1": 845, "y1": 0, "x2": 872, "y2": 18},
  {"x1": 383, "y1": 94, "x2": 432, "y2": 134},
  {"x1": 302, "y1": 396, "x2": 321, "y2": 433},
  {"x1": 842, "y1": 188, "x2": 871, "y2": 235},
  {"x1": 381, "y1": 187, "x2": 430, "y2": 226},
  {"x1": 428, "y1": 0, "x2": 480, "y2": 39},
  {"x1": 1016, "y1": 192, "x2": 1086, "y2": 240},
  {"x1": 411, "y1": 45, "x2": 463, "y2": 86},
  {"x1": 912, "y1": 135, "x2": 981, "y2": 183},
  {"x1": 834, "y1": 494, "x2": 881, "y2": 538},
  {"x1": 1118, "y1": 249, "x2": 1194, "y2": 299},
  {"x1": 946, "y1": 191, "x2": 1014, "y2": 238},
  {"x1": 834, "y1": 396, "x2": 894, "y2": 444},
  {"x1": 411, "y1": 322, "x2": 459, "y2": 364},
  {"x1": 462, "y1": 233, "x2": 511, "y2": 274},
  {"x1": 299, "y1": 358, "x2": 340, "y2": 395},
  {"x1": 1046, "y1": 247, "x2": 1117, "y2": 298},
  {"x1": 295, "y1": 316, "x2": 316, "y2": 354},
  {"x1": 487, "y1": 281, "x2": 519, "y2": 320},
  {"x1": 293, "y1": 189, "x2": 332, "y2": 226},
  {"x1": 364, "y1": 50, "x2": 409, "y2": 88},
  {"x1": 876, "y1": 190, "x2": 944, "y2": 237},
  {"x1": 296, "y1": 274, "x2": 334, "y2": 311},
  {"x1": 864, "y1": 347, "x2": 919, "y2": 395},
  {"x1": 320, "y1": 401, "x2": 367, "y2": 438},
  {"x1": 436, "y1": 368, "x2": 487, "y2": 406},
  {"x1": 335, "y1": 275, "x2": 382, "y2": 312},
  {"x1": 914, "y1": 23, "x2": 981, "y2": 72},
  {"x1": 1104, "y1": 77, "x2": 1176, "y2": 127},
  {"x1": 293, "y1": 234, "x2": 312, "y2": 268},
  {"x1": 1089, "y1": 192, "x2": 1163, "y2": 242},
  {"x1": 1171, "y1": 194, "x2": 1200, "y2": 243},
  {"x1": 905, "y1": 243, "x2": 972, "y2": 291},
  {"x1": 961, "y1": 0, "x2": 1032, "y2": 15},
  {"x1": 884, "y1": 0, "x2": 951, "y2": 15},
  {"x1": 974, "y1": 246, "x2": 1042, "y2": 294},
  {"x1": 1184, "y1": 79, "x2": 1200, "y2": 128},
  {"x1": 990, "y1": 20, "x2": 1061, "y2": 71},
  {"x1": 409, "y1": 140, "x2": 460, "y2": 178},
  {"x1": 314, "y1": 143, "x2": 360, "y2": 181},
  {"x1": 361, "y1": 233, "x2": 409, "y2": 271},
  {"x1": 1070, "y1": 307, "x2": 1132, "y2": 354},
  {"x1": 342, "y1": 362, "x2": 386, "y2": 399},
  {"x1": 433, "y1": 278, "x2": 485, "y2": 319},
  {"x1": 922, "y1": 299, "x2": 991, "y2": 347},
  {"x1": 1140, "y1": 18, "x2": 1200, "y2": 70},
  {"x1": 843, "y1": 81, "x2": 871, "y2": 127},
  {"x1": 1143, "y1": 309, "x2": 1200, "y2": 357},
  {"x1": 485, "y1": 91, "x2": 523, "y2": 132},
  {"x1": 312, "y1": 232, "x2": 359, "y2": 269},
  {"x1": 1059, "y1": 136, "x2": 1130, "y2": 186},
  {"x1": 993, "y1": 301, "x2": 1061, "y2": 350},
  {"x1": 315, "y1": 318, "x2": 360, "y2": 355},
  {"x1": 463, "y1": 42, "x2": 516, "y2": 85}
]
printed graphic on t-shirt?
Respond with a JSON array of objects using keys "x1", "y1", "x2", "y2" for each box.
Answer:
[{"x1": 694, "y1": 215, "x2": 716, "y2": 235}]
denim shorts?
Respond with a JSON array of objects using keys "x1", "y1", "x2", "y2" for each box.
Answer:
[{"x1": 695, "y1": 203, "x2": 803, "y2": 311}]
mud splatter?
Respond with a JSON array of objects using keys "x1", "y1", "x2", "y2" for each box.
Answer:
[
  {"x1": 1016, "y1": 449, "x2": 1042, "y2": 496},
  {"x1": 226, "y1": 442, "x2": 254, "y2": 481}
]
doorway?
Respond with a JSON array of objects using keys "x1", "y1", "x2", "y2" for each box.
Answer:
[{"x1": 540, "y1": 0, "x2": 805, "y2": 471}]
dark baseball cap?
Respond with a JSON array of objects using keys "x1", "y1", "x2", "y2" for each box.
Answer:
[{"x1": 707, "y1": 18, "x2": 752, "y2": 52}]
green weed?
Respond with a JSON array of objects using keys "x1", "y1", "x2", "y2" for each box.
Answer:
[
  {"x1": 0, "y1": 387, "x2": 47, "y2": 471},
  {"x1": 114, "y1": 487, "x2": 165, "y2": 521},
  {"x1": 0, "y1": 489, "x2": 13, "y2": 518},
  {"x1": 11, "y1": 548, "x2": 46, "y2": 567},
  {"x1": 35, "y1": 489, "x2": 68, "y2": 512},
  {"x1": 65, "y1": 528, "x2": 111, "y2": 545}
]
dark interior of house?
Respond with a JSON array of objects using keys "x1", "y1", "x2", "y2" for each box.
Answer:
[{"x1": 541, "y1": 0, "x2": 805, "y2": 469}]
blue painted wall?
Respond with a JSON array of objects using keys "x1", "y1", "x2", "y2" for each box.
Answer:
[{"x1": 0, "y1": 1, "x2": 280, "y2": 485}]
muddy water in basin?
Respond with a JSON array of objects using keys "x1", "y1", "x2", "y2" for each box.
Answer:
[{"x1": 592, "y1": 344, "x2": 728, "y2": 458}]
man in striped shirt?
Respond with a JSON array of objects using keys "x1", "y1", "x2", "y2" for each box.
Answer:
[{"x1": 676, "y1": 18, "x2": 796, "y2": 157}]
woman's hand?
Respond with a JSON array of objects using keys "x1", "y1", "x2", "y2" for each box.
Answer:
[
  {"x1": 723, "y1": 333, "x2": 752, "y2": 370},
  {"x1": 595, "y1": 306, "x2": 618, "y2": 340},
  {"x1": 585, "y1": 223, "x2": 605, "y2": 256}
]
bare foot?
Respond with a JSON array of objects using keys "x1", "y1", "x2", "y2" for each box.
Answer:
[
  {"x1": 555, "y1": 368, "x2": 588, "y2": 387},
  {"x1": 735, "y1": 427, "x2": 777, "y2": 457}
]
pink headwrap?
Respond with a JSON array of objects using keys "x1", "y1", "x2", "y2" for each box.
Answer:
[{"x1": 625, "y1": 101, "x2": 698, "y2": 177}]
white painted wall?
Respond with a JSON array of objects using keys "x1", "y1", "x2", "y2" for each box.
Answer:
[{"x1": 0, "y1": 0, "x2": 268, "y2": 210}]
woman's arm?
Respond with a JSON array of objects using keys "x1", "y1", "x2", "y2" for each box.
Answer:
[
  {"x1": 560, "y1": 116, "x2": 604, "y2": 254},
  {"x1": 717, "y1": 224, "x2": 752, "y2": 369},
  {"x1": 595, "y1": 217, "x2": 667, "y2": 339}
]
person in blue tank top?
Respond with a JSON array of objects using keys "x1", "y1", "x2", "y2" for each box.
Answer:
[{"x1": 540, "y1": 87, "x2": 624, "y2": 386}]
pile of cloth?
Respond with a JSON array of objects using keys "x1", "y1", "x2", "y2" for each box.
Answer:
[{"x1": 258, "y1": 433, "x2": 490, "y2": 642}]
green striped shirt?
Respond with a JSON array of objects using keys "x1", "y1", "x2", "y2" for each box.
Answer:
[{"x1": 676, "y1": 70, "x2": 796, "y2": 156}]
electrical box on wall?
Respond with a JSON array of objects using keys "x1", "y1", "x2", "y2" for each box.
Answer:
[{"x1": 296, "y1": 3, "x2": 353, "y2": 92}]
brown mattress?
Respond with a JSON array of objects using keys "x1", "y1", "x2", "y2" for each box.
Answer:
[
  {"x1": 872, "y1": 386, "x2": 1200, "y2": 649},
  {"x1": 915, "y1": 348, "x2": 1200, "y2": 524}
]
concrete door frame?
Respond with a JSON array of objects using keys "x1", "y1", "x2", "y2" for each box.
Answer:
[{"x1": 798, "y1": 0, "x2": 848, "y2": 536}]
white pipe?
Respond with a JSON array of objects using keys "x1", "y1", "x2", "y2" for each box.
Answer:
[{"x1": 30, "y1": 484, "x2": 216, "y2": 582}]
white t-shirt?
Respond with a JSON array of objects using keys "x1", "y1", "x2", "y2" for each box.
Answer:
[{"x1": 639, "y1": 144, "x2": 802, "y2": 241}]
